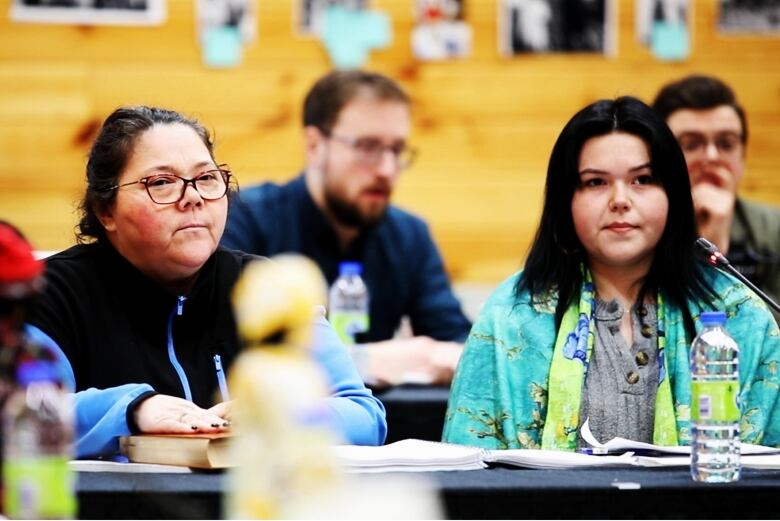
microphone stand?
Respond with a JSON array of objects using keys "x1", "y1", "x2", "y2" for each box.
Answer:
[{"x1": 696, "y1": 237, "x2": 780, "y2": 315}]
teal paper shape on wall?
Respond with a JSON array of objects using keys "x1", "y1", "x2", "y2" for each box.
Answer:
[
  {"x1": 321, "y1": 5, "x2": 392, "y2": 69},
  {"x1": 651, "y1": 21, "x2": 689, "y2": 61},
  {"x1": 203, "y1": 25, "x2": 243, "y2": 68}
]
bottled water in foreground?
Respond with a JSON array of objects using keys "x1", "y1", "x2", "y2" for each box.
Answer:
[{"x1": 690, "y1": 311, "x2": 740, "y2": 483}]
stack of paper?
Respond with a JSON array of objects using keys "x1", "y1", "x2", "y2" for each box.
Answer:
[
  {"x1": 486, "y1": 449, "x2": 635, "y2": 469},
  {"x1": 332, "y1": 439, "x2": 488, "y2": 472},
  {"x1": 332, "y1": 439, "x2": 638, "y2": 472}
]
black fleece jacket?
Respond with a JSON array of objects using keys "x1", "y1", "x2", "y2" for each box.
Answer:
[{"x1": 28, "y1": 241, "x2": 256, "y2": 408}]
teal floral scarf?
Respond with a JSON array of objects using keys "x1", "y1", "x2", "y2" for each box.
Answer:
[
  {"x1": 443, "y1": 268, "x2": 780, "y2": 450},
  {"x1": 541, "y1": 270, "x2": 677, "y2": 449}
]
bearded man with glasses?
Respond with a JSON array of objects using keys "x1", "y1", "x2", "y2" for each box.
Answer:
[
  {"x1": 223, "y1": 70, "x2": 471, "y2": 387},
  {"x1": 653, "y1": 74, "x2": 780, "y2": 319}
]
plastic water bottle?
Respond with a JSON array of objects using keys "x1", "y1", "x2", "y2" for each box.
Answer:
[
  {"x1": 690, "y1": 311, "x2": 740, "y2": 483},
  {"x1": 328, "y1": 262, "x2": 370, "y2": 346},
  {"x1": 3, "y1": 359, "x2": 75, "y2": 518},
  {"x1": 0, "y1": 221, "x2": 75, "y2": 518}
]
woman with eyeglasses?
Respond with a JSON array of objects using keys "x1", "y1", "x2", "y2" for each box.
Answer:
[{"x1": 26, "y1": 106, "x2": 386, "y2": 458}]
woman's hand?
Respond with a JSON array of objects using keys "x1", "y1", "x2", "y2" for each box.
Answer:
[
  {"x1": 207, "y1": 400, "x2": 233, "y2": 422},
  {"x1": 134, "y1": 394, "x2": 231, "y2": 434}
]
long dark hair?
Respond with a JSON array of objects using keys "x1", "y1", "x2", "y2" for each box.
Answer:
[
  {"x1": 77, "y1": 106, "x2": 216, "y2": 244},
  {"x1": 518, "y1": 96, "x2": 715, "y2": 333}
]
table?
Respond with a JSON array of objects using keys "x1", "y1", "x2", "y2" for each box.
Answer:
[
  {"x1": 373, "y1": 384, "x2": 450, "y2": 443},
  {"x1": 77, "y1": 466, "x2": 780, "y2": 519}
]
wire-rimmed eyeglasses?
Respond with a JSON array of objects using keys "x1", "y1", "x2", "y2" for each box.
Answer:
[
  {"x1": 327, "y1": 134, "x2": 418, "y2": 170},
  {"x1": 677, "y1": 131, "x2": 744, "y2": 156},
  {"x1": 106, "y1": 166, "x2": 232, "y2": 205}
]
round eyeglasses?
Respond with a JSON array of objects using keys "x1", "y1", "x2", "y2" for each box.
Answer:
[
  {"x1": 327, "y1": 134, "x2": 418, "y2": 171},
  {"x1": 107, "y1": 166, "x2": 232, "y2": 205},
  {"x1": 677, "y1": 132, "x2": 743, "y2": 157}
]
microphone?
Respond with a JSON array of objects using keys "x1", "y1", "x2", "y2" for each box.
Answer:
[{"x1": 696, "y1": 237, "x2": 780, "y2": 315}]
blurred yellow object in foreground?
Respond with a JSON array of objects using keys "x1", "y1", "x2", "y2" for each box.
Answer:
[
  {"x1": 227, "y1": 255, "x2": 341, "y2": 519},
  {"x1": 227, "y1": 255, "x2": 442, "y2": 520},
  {"x1": 231, "y1": 254, "x2": 327, "y2": 348}
]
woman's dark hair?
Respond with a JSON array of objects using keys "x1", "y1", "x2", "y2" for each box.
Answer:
[
  {"x1": 518, "y1": 96, "x2": 715, "y2": 333},
  {"x1": 77, "y1": 106, "x2": 216, "y2": 243}
]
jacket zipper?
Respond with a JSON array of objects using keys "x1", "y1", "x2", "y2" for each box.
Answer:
[{"x1": 167, "y1": 295, "x2": 193, "y2": 401}]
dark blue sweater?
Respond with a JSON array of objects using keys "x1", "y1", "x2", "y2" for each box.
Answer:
[{"x1": 222, "y1": 175, "x2": 471, "y2": 343}]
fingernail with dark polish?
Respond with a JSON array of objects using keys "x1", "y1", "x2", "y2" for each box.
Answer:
[
  {"x1": 223, "y1": 421, "x2": 230, "y2": 427},
  {"x1": 211, "y1": 423, "x2": 220, "y2": 428},
  {"x1": 191, "y1": 425, "x2": 198, "y2": 430}
]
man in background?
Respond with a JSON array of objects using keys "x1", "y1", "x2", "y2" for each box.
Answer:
[
  {"x1": 223, "y1": 70, "x2": 471, "y2": 386},
  {"x1": 653, "y1": 74, "x2": 780, "y2": 313}
]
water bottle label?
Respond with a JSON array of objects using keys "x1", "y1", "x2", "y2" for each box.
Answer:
[
  {"x1": 691, "y1": 381, "x2": 740, "y2": 422},
  {"x1": 330, "y1": 312, "x2": 369, "y2": 346},
  {"x1": 3, "y1": 455, "x2": 76, "y2": 518}
]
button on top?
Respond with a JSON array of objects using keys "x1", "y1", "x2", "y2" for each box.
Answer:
[
  {"x1": 626, "y1": 371, "x2": 640, "y2": 384},
  {"x1": 640, "y1": 324, "x2": 653, "y2": 338},
  {"x1": 635, "y1": 351, "x2": 649, "y2": 366}
]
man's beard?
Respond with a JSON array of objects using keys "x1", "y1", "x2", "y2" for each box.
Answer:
[{"x1": 323, "y1": 183, "x2": 388, "y2": 230}]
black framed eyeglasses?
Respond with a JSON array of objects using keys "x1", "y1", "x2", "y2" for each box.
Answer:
[
  {"x1": 107, "y1": 166, "x2": 232, "y2": 205},
  {"x1": 327, "y1": 134, "x2": 418, "y2": 170}
]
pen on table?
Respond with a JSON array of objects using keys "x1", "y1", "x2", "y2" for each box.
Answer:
[
  {"x1": 577, "y1": 447, "x2": 611, "y2": 455},
  {"x1": 213, "y1": 354, "x2": 230, "y2": 402}
]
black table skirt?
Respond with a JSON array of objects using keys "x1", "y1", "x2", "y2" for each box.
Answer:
[
  {"x1": 373, "y1": 384, "x2": 450, "y2": 443},
  {"x1": 77, "y1": 466, "x2": 780, "y2": 519}
]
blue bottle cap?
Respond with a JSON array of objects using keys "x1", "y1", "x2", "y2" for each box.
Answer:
[
  {"x1": 338, "y1": 262, "x2": 362, "y2": 276},
  {"x1": 16, "y1": 360, "x2": 58, "y2": 386},
  {"x1": 700, "y1": 311, "x2": 727, "y2": 326}
]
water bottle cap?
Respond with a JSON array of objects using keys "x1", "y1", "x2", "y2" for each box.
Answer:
[
  {"x1": 16, "y1": 360, "x2": 58, "y2": 386},
  {"x1": 338, "y1": 262, "x2": 362, "y2": 276},
  {"x1": 700, "y1": 311, "x2": 727, "y2": 326}
]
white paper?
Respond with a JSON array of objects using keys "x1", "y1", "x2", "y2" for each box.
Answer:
[
  {"x1": 581, "y1": 418, "x2": 780, "y2": 456},
  {"x1": 332, "y1": 439, "x2": 487, "y2": 472},
  {"x1": 69, "y1": 459, "x2": 193, "y2": 473},
  {"x1": 332, "y1": 438, "x2": 636, "y2": 472},
  {"x1": 486, "y1": 449, "x2": 636, "y2": 469}
]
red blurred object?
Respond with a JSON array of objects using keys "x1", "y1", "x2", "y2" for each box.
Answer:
[
  {"x1": 0, "y1": 223, "x2": 44, "y2": 298},
  {"x1": 422, "y1": 0, "x2": 444, "y2": 21}
]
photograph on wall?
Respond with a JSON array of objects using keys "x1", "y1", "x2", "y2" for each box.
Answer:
[
  {"x1": 499, "y1": 0, "x2": 615, "y2": 55},
  {"x1": 412, "y1": 0, "x2": 472, "y2": 61},
  {"x1": 636, "y1": 0, "x2": 690, "y2": 61},
  {"x1": 196, "y1": 0, "x2": 256, "y2": 68},
  {"x1": 296, "y1": 0, "x2": 368, "y2": 36},
  {"x1": 719, "y1": 0, "x2": 780, "y2": 34},
  {"x1": 9, "y1": 0, "x2": 166, "y2": 26}
]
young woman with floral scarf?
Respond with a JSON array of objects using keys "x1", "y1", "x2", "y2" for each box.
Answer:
[{"x1": 443, "y1": 97, "x2": 780, "y2": 450}]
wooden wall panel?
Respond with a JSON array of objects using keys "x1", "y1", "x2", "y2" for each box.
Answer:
[{"x1": 1, "y1": 0, "x2": 779, "y2": 282}]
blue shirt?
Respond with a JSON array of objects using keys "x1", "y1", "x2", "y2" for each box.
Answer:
[{"x1": 223, "y1": 175, "x2": 471, "y2": 343}]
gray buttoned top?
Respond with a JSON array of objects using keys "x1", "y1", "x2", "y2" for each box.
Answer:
[{"x1": 577, "y1": 298, "x2": 660, "y2": 447}]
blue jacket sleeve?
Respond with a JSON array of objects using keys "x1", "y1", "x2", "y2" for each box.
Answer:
[
  {"x1": 407, "y1": 222, "x2": 472, "y2": 342},
  {"x1": 310, "y1": 315, "x2": 387, "y2": 446},
  {"x1": 25, "y1": 325, "x2": 154, "y2": 459}
]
